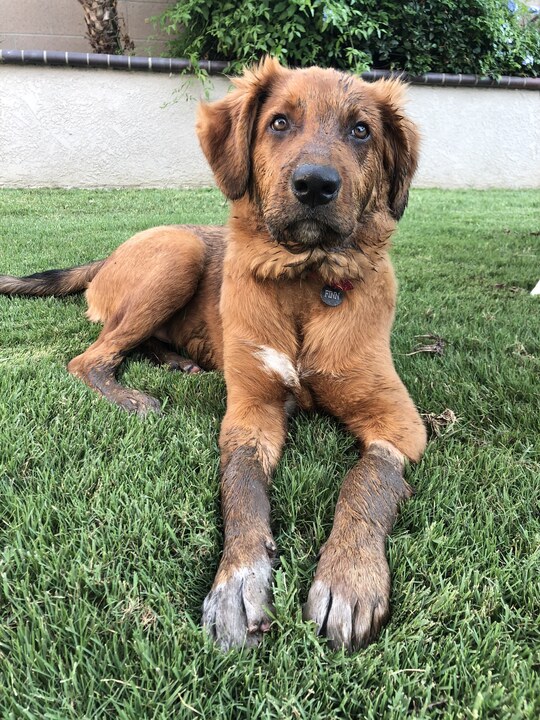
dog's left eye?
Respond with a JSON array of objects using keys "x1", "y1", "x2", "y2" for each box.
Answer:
[
  {"x1": 352, "y1": 123, "x2": 370, "y2": 141},
  {"x1": 270, "y1": 116, "x2": 290, "y2": 132}
]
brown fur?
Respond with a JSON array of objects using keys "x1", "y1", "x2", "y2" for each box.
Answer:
[{"x1": 0, "y1": 58, "x2": 426, "y2": 651}]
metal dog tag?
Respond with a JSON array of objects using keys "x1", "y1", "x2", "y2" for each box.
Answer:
[{"x1": 320, "y1": 285, "x2": 343, "y2": 306}]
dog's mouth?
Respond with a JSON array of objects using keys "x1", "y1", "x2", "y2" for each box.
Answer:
[{"x1": 268, "y1": 218, "x2": 354, "y2": 255}]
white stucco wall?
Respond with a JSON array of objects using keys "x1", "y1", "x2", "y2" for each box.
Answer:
[
  {"x1": 407, "y1": 85, "x2": 539, "y2": 188},
  {"x1": 0, "y1": 65, "x2": 538, "y2": 189}
]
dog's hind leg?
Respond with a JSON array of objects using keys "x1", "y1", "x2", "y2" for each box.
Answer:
[
  {"x1": 68, "y1": 228, "x2": 206, "y2": 414},
  {"x1": 68, "y1": 303, "x2": 178, "y2": 415},
  {"x1": 139, "y1": 338, "x2": 202, "y2": 374}
]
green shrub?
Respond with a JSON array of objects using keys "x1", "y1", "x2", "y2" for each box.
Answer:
[{"x1": 156, "y1": 0, "x2": 539, "y2": 76}]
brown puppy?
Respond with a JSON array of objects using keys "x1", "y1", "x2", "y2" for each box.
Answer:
[{"x1": 0, "y1": 58, "x2": 426, "y2": 652}]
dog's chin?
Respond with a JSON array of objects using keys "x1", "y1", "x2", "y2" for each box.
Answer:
[{"x1": 268, "y1": 219, "x2": 351, "y2": 254}]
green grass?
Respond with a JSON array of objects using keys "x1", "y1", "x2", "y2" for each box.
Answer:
[{"x1": 0, "y1": 189, "x2": 538, "y2": 719}]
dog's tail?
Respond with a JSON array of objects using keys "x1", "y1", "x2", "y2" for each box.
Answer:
[{"x1": 0, "y1": 260, "x2": 106, "y2": 297}]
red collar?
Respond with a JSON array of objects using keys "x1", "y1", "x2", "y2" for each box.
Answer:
[
  {"x1": 328, "y1": 278, "x2": 353, "y2": 292},
  {"x1": 307, "y1": 272, "x2": 353, "y2": 292}
]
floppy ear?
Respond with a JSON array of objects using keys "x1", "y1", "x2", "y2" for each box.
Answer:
[
  {"x1": 372, "y1": 79, "x2": 420, "y2": 220},
  {"x1": 196, "y1": 56, "x2": 284, "y2": 200}
]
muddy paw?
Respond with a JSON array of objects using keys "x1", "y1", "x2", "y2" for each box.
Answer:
[
  {"x1": 74, "y1": 363, "x2": 162, "y2": 415},
  {"x1": 202, "y1": 559, "x2": 273, "y2": 650},
  {"x1": 304, "y1": 545, "x2": 391, "y2": 652},
  {"x1": 114, "y1": 389, "x2": 162, "y2": 415}
]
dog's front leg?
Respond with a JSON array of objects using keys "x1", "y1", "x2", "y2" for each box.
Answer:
[
  {"x1": 202, "y1": 354, "x2": 289, "y2": 650},
  {"x1": 305, "y1": 441, "x2": 412, "y2": 651},
  {"x1": 304, "y1": 370, "x2": 426, "y2": 651}
]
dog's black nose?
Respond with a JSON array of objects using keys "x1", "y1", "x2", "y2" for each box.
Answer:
[{"x1": 291, "y1": 164, "x2": 341, "y2": 207}]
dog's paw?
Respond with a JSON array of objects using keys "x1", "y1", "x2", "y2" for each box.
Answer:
[
  {"x1": 165, "y1": 358, "x2": 202, "y2": 374},
  {"x1": 114, "y1": 389, "x2": 162, "y2": 415},
  {"x1": 202, "y1": 559, "x2": 274, "y2": 650},
  {"x1": 73, "y1": 362, "x2": 163, "y2": 415},
  {"x1": 304, "y1": 543, "x2": 390, "y2": 652}
]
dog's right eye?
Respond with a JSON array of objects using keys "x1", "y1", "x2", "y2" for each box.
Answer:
[
  {"x1": 270, "y1": 116, "x2": 289, "y2": 132},
  {"x1": 352, "y1": 122, "x2": 370, "y2": 141}
]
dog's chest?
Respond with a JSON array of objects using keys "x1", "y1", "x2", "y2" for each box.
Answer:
[{"x1": 256, "y1": 282, "x2": 365, "y2": 393}]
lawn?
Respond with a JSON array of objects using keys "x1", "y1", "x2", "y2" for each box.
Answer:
[{"x1": 0, "y1": 188, "x2": 538, "y2": 719}]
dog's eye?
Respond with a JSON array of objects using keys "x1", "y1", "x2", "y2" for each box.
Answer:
[
  {"x1": 352, "y1": 123, "x2": 370, "y2": 141},
  {"x1": 270, "y1": 116, "x2": 289, "y2": 132}
]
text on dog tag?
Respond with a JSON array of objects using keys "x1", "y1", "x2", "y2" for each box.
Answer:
[{"x1": 320, "y1": 285, "x2": 343, "y2": 306}]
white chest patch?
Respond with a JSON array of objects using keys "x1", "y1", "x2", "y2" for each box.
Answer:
[{"x1": 254, "y1": 345, "x2": 299, "y2": 389}]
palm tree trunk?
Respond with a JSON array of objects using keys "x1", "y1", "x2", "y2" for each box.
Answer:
[{"x1": 78, "y1": 0, "x2": 133, "y2": 55}]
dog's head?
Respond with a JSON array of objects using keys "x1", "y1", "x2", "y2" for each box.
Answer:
[{"x1": 197, "y1": 57, "x2": 419, "y2": 253}]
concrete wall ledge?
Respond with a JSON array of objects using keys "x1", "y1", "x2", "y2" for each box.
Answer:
[{"x1": 0, "y1": 61, "x2": 539, "y2": 189}]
